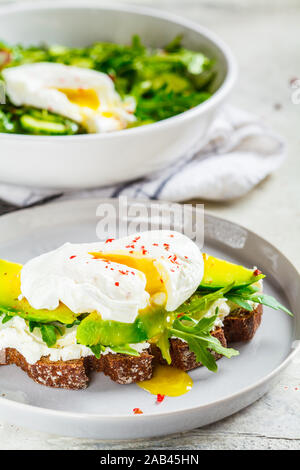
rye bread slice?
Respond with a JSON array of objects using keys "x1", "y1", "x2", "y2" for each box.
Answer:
[
  {"x1": 0, "y1": 347, "x2": 153, "y2": 389},
  {"x1": 223, "y1": 304, "x2": 263, "y2": 343},
  {"x1": 2, "y1": 348, "x2": 91, "y2": 389},
  {"x1": 88, "y1": 351, "x2": 153, "y2": 385},
  {"x1": 150, "y1": 327, "x2": 227, "y2": 371}
]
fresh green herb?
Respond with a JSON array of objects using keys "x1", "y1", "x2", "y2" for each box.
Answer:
[
  {"x1": 89, "y1": 344, "x2": 105, "y2": 359},
  {"x1": 175, "y1": 283, "x2": 235, "y2": 320},
  {"x1": 28, "y1": 321, "x2": 64, "y2": 347},
  {"x1": 249, "y1": 293, "x2": 293, "y2": 316},
  {"x1": 196, "y1": 282, "x2": 293, "y2": 317},
  {"x1": 168, "y1": 310, "x2": 239, "y2": 372}
]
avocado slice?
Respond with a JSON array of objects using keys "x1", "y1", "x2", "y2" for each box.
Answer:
[
  {"x1": 200, "y1": 254, "x2": 265, "y2": 291},
  {"x1": 0, "y1": 259, "x2": 76, "y2": 324},
  {"x1": 77, "y1": 309, "x2": 168, "y2": 347}
]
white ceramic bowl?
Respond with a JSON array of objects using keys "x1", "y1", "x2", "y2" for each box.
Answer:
[{"x1": 0, "y1": 1, "x2": 237, "y2": 189}]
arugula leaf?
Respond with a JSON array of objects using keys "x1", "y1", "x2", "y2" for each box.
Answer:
[
  {"x1": 172, "y1": 329, "x2": 219, "y2": 372},
  {"x1": 175, "y1": 283, "x2": 235, "y2": 320},
  {"x1": 28, "y1": 321, "x2": 63, "y2": 347},
  {"x1": 250, "y1": 293, "x2": 293, "y2": 317},
  {"x1": 28, "y1": 320, "x2": 38, "y2": 332},
  {"x1": 168, "y1": 312, "x2": 239, "y2": 372},
  {"x1": 89, "y1": 344, "x2": 105, "y2": 359},
  {"x1": 40, "y1": 324, "x2": 58, "y2": 347},
  {"x1": 226, "y1": 294, "x2": 254, "y2": 311},
  {"x1": 197, "y1": 280, "x2": 293, "y2": 317}
]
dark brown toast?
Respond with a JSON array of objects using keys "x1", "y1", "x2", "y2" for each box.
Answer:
[
  {"x1": 0, "y1": 306, "x2": 263, "y2": 389},
  {"x1": 223, "y1": 304, "x2": 263, "y2": 343},
  {"x1": 88, "y1": 351, "x2": 153, "y2": 385},
  {"x1": 0, "y1": 348, "x2": 91, "y2": 389},
  {"x1": 0, "y1": 348, "x2": 153, "y2": 390},
  {"x1": 150, "y1": 327, "x2": 227, "y2": 371}
]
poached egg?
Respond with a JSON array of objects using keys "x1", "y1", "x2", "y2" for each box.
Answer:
[
  {"x1": 2, "y1": 63, "x2": 136, "y2": 133},
  {"x1": 20, "y1": 230, "x2": 204, "y2": 324}
]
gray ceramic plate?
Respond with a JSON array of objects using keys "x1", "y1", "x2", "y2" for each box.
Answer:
[{"x1": 0, "y1": 198, "x2": 298, "y2": 439}]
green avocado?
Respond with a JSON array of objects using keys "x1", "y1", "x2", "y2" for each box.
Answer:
[
  {"x1": 200, "y1": 254, "x2": 265, "y2": 291},
  {"x1": 0, "y1": 259, "x2": 76, "y2": 324},
  {"x1": 76, "y1": 309, "x2": 168, "y2": 347}
]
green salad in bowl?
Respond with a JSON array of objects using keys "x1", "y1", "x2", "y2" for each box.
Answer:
[{"x1": 0, "y1": 35, "x2": 215, "y2": 136}]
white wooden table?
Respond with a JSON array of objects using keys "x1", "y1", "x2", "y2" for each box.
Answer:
[{"x1": 0, "y1": 0, "x2": 299, "y2": 450}]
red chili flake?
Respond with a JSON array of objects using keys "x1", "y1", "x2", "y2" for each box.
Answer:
[
  {"x1": 69, "y1": 255, "x2": 76, "y2": 260},
  {"x1": 142, "y1": 249, "x2": 148, "y2": 255},
  {"x1": 133, "y1": 236, "x2": 141, "y2": 242},
  {"x1": 115, "y1": 282, "x2": 119, "y2": 287},
  {"x1": 110, "y1": 268, "x2": 114, "y2": 271},
  {"x1": 129, "y1": 250, "x2": 134, "y2": 254},
  {"x1": 295, "y1": 387, "x2": 299, "y2": 391},
  {"x1": 253, "y1": 268, "x2": 262, "y2": 276},
  {"x1": 160, "y1": 278, "x2": 164, "y2": 284},
  {"x1": 119, "y1": 270, "x2": 128, "y2": 275},
  {"x1": 131, "y1": 271, "x2": 135, "y2": 275},
  {"x1": 133, "y1": 408, "x2": 143, "y2": 415},
  {"x1": 126, "y1": 244, "x2": 135, "y2": 249},
  {"x1": 152, "y1": 243, "x2": 159, "y2": 247},
  {"x1": 184, "y1": 256, "x2": 188, "y2": 259},
  {"x1": 156, "y1": 394, "x2": 165, "y2": 403},
  {"x1": 105, "y1": 238, "x2": 115, "y2": 243},
  {"x1": 169, "y1": 234, "x2": 174, "y2": 238}
]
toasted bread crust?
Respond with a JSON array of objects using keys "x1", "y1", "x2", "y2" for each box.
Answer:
[
  {"x1": 0, "y1": 347, "x2": 154, "y2": 389},
  {"x1": 88, "y1": 351, "x2": 153, "y2": 384},
  {"x1": 3, "y1": 348, "x2": 91, "y2": 389},
  {"x1": 150, "y1": 328, "x2": 227, "y2": 371},
  {"x1": 223, "y1": 304, "x2": 263, "y2": 343}
]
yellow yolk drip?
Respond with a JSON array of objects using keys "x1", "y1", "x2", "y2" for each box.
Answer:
[
  {"x1": 137, "y1": 365, "x2": 193, "y2": 397},
  {"x1": 90, "y1": 251, "x2": 166, "y2": 297},
  {"x1": 58, "y1": 88, "x2": 100, "y2": 110}
]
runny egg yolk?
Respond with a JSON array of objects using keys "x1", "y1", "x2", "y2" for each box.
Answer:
[
  {"x1": 90, "y1": 251, "x2": 167, "y2": 300},
  {"x1": 137, "y1": 365, "x2": 193, "y2": 397},
  {"x1": 58, "y1": 88, "x2": 100, "y2": 110}
]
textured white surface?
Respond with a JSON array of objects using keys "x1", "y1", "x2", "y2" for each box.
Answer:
[{"x1": 0, "y1": 0, "x2": 299, "y2": 450}]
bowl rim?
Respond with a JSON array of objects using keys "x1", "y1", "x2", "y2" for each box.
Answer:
[{"x1": 0, "y1": 0, "x2": 238, "y2": 142}]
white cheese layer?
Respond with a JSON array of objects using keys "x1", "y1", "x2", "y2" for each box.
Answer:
[{"x1": 0, "y1": 316, "x2": 149, "y2": 365}]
